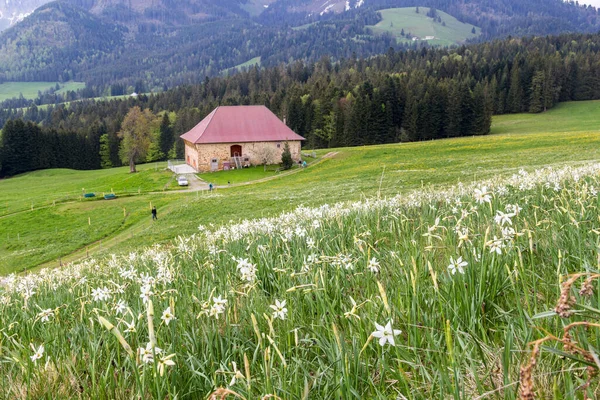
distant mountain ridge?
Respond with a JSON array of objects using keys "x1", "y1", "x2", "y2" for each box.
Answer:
[{"x1": 0, "y1": 0, "x2": 598, "y2": 92}]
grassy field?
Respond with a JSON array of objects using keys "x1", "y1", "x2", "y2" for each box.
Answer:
[
  {"x1": 0, "y1": 162, "x2": 177, "y2": 217},
  {"x1": 0, "y1": 101, "x2": 599, "y2": 274},
  {"x1": 368, "y1": 7, "x2": 480, "y2": 46},
  {"x1": 2, "y1": 161, "x2": 600, "y2": 398},
  {"x1": 0, "y1": 81, "x2": 85, "y2": 102},
  {"x1": 229, "y1": 57, "x2": 261, "y2": 73},
  {"x1": 0, "y1": 163, "x2": 184, "y2": 273}
]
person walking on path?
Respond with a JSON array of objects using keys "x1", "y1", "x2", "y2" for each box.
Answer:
[
  {"x1": 209, "y1": 183, "x2": 213, "y2": 191},
  {"x1": 151, "y1": 206, "x2": 157, "y2": 220}
]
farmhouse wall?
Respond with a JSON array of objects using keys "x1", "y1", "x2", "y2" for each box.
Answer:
[{"x1": 184, "y1": 141, "x2": 302, "y2": 172}]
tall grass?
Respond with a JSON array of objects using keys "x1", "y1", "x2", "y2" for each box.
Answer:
[{"x1": 1, "y1": 164, "x2": 600, "y2": 398}]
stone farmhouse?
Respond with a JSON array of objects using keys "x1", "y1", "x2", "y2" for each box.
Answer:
[{"x1": 180, "y1": 105, "x2": 305, "y2": 172}]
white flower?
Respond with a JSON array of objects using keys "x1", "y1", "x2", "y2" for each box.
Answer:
[
  {"x1": 228, "y1": 361, "x2": 245, "y2": 386},
  {"x1": 114, "y1": 299, "x2": 127, "y2": 315},
  {"x1": 506, "y1": 204, "x2": 522, "y2": 215},
  {"x1": 157, "y1": 354, "x2": 176, "y2": 376},
  {"x1": 161, "y1": 306, "x2": 176, "y2": 325},
  {"x1": 457, "y1": 228, "x2": 471, "y2": 248},
  {"x1": 367, "y1": 257, "x2": 380, "y2": 273},
  {"x1": 235, "y1": 258, "x2": 257, "y2": 283},
  {"x1": 494, "y1": 211, "x2": 513, "y2": 226},
  {"x1": 306, "y1": 237, "x2": 316, "y2": 249},
  {"x1": 118, "y1": 267, "x2": 137, "y2": 281},
  {"x1": 91, "y1": 286, "x2": 111, "y2": 302},
  {"x1": 501, "y1": 227, "x2": 516, "y2": 240},
  {"x1": 30, "y1": 343, "x2": 44, "y2": 363},
  {"x1": 37, "y1": 308, "x2": 54, "y2": 323},
  {"x1": 270, "y1": 299, "x2": 288, "y2": 320},
  {"x1": 487, "y1": 237, "x2": 505, "y2": 255},
  {"x1": 372, "y1": 321, "x2": 401, "y2": 347},
  {"x1": 138, "y1": 342, "x2": 162, "y2": 364},
  {"x1": 209, "y1": 296, "x2": 227, "y2": 319},
  {"x1": 124, "y1": 320, "x2": 136, "y2": 333},
  {"x1": 474, "y1": 187, "x2": 491, "y2": 204},
  {"x1": 447, "y1": 256, "x2": 467, "y2": 275},
  {"x1": 140, "y1": 284, "x2": 153, "y2": 304}
]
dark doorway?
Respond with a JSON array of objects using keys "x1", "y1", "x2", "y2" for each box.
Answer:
[{"x1": 230, "y1": 145, "x2": 242, "y2": 157}]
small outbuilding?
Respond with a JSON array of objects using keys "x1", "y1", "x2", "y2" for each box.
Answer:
[{"x1": 180, "y1": 105, "x2": 305, "y2": 172}]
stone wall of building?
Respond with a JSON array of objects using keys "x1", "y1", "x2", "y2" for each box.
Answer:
[{"x1": 184, "y1": 141, "x2": 302, "y2": 172}]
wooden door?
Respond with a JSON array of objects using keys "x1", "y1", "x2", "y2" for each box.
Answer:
[{"x1": 230, "y1": 145, "x2": 242, "y2": 157}]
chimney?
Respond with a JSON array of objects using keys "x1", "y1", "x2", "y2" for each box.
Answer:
[{"x1": 283, "y1": 117, "x2": 287, "y2": 125}]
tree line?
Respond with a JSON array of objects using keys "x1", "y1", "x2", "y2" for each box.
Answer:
[{"x1": 1, "y1": 32, "x2": 600, "y2": 177}]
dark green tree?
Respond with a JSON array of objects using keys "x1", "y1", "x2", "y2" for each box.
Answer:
[
  {"x1": 281, "y1": 142, "x2": 293, "y2": 170},
  {"x1": 158, "y1": 113, "x2": 173, "y2": 158},
  {"x1": 99, "y1": 133, "x2": 113, "y2": 168}
]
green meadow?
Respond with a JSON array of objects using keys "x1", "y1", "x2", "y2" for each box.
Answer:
[
  {"x1": 368, "y1": 7, "x2": 480, "y2": 46},
  {"x1": 0, "y1": 81, "x2": 85, "y2": 102},
  {"x1": 0, "y1": 100, "x2": 599, "y2": 274}
]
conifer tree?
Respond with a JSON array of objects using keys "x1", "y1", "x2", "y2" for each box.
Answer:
[
  {"x1": 158, "y1": 113, "x2": 173, "y2": 157},
  {"x1": 99, "y1": 134, "x2": 113, "y2": 168},
  {"x1": 281, "y1": 142, "x2": 293, "y2": 170}
]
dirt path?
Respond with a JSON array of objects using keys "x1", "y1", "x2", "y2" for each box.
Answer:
[{"x1": 31, "y1": 153, "x2": 339, "y2": 271}]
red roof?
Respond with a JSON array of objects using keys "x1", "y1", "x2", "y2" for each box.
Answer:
[{"x1": 180, "y1": 105, "x2": 305, "y2": 144}]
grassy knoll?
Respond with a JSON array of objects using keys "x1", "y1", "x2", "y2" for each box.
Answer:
[
  {"x1": 1, "y1": 101, "x2": 599, "y2": 274},
  {"x1": 368, "y1": 7, "x2": 480, "y2": 46},
  {"x1": 0, "y1": 81, "x2": 85, "y2": 101}
]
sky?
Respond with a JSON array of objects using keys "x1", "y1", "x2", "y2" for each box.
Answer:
[{"x1": 580, "y1": 0, "x2": 600, "y2": 6}]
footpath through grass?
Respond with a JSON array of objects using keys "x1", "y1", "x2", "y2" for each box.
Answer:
[{"x1": 1, "y1": 101, "x2": 599, "y2": 274}]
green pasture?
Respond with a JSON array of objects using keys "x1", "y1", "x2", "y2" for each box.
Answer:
[
  {"x1": 369, "y1": 7, "x2": 480, "y2": 46},
  {"x1": 228, "y1": 56, "x2": 261, "y2": 73},
  {"x1": 1, "y1": 100, "x2": 599, "y2": 273},
  {"x1": 0, "y1": 81, "x2": 85, "y2": 102},
  {"x1": 0, "y1": 162, "x2": 178, "y2": 217}
]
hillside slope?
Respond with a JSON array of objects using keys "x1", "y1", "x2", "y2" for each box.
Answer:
[
  {"x1": 0, "y1": 0, "x2": 598, "y2": 90},
  {"x1": 1, "y1": 100, "x2": 599, "y2": 273},
  {"x1": 368, "y1": 7, "x2": 480, "y2": 46},
  {"x1": 0, "y1": 2, "x2": 124, "y2": 81}
]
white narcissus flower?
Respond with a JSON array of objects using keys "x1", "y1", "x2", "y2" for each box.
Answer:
[
  {"x1": 38, "y1": 308, "x2": 54, "y2": 323},
  {"x1": 138, "y1": 342, "x2": 162, "y2": 364},
  {"x1": 487, "y1": 237, "x2": 505, "y2": 255},
  {"x1": 372, "y1": 321, "x2": 401, "y2": 347},
  {"x1": 474, "y1": 187, "x2": 491, "y2": 204},
  {"x1": 140, "y1": 284, "x2": 153, "y2": 304},
  {"x1": 30, "y1": 343, "x2": 44, "y2": 363},
  {"x1": 157, "y1": 354, "x2": 176, "y2": 376},
  {"x1": 91, "y1": 286, "x2": 110, "y2": 302},
  {"x1": 494, "y1": 211, "x2": 513, "y2": 226},
  {"x1": 114, "y1": 299, "x2": 127, "y2": 315},
  {"x1": 270, "y1": 299, "x2": 288, "y2": 320},
  {"x1": 161, "y1": 306, "x2": 176, "y2": 325},
  {"x1": 447, "y1": 256, "x2": 468, "y2": 275},
  {"x1": 367, "y1": 257, "x2": 380, "y2": 273}
]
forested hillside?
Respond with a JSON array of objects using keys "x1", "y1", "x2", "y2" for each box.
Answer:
[
  {"x1": 1, "y1": 32, "x2": 600, "y2": 177},
  {"x1": 0, "y1": 0, "x2": 597, "y2": 93}
]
